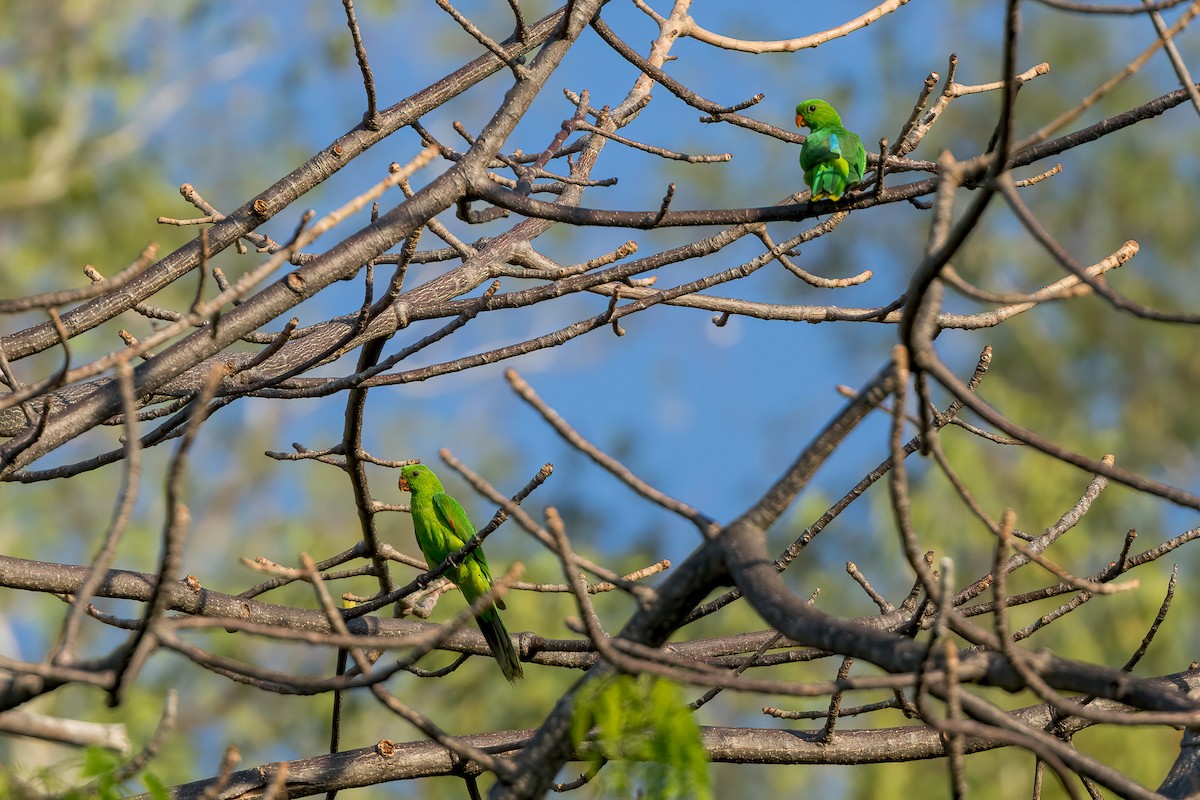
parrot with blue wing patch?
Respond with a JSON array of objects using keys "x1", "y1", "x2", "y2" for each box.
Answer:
[{"x1": 795, "y1": 99, "x2": 867, "y2": 201}]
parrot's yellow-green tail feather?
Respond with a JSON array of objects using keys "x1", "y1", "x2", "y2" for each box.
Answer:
[
  {"x1": 478, "y1": 609, "x2": 524, "y2": 683},
  {"x1": 808, "y1": 158, "x2": 851, "y2": 201}
]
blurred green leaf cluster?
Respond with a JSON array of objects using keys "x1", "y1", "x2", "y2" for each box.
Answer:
[
  {"x1": 571, "y1": 673, "x2": 711, "y2": 799},
  {"x1": 0, "y1": 745, "x2": 167, "y2": 800}
]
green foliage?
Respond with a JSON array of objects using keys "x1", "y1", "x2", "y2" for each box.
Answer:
[
  {"x1": 0, "y1": 745, "x2": 167, "y2": 800},
  {"x1": 77, "y1": 747, "x2": 128, "y2": 800},
  {"x1": 571, "y1": 674, "x2": 711, "y2": 799}
]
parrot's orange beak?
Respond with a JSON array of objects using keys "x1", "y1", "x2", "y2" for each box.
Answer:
[
  {"x1": 795, "y1": 113, "x2": 805, "y2": 129},
  {"x1": 398, "y1": 476, "x2": 410, "y2": 492}
]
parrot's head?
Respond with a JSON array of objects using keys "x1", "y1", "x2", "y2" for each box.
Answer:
[
  {"x1": 398, "y1": 463, "x2": 438, "y2": 494},
  {"x1": 795, "y1": 98, "x2": 842, "y2": 131}
]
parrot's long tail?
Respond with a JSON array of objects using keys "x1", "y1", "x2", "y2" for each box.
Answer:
[{"x1": 477, "y1": 609, "x2": 524, "y2": 683}]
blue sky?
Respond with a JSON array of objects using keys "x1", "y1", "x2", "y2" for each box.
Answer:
[{"x1": 148, "y1": 2, "x2": 934, "y2": 539}]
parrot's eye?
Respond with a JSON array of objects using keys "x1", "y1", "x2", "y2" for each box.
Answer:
[{"x1": 808, "y1": 105, "x2": 817, "y2": 112}]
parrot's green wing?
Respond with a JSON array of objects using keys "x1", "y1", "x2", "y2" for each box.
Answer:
[
  {"x1": 430, "y1": 491, "x2": 473, "y2": 549},
  {"x1": 800, "y1": 127, "x2": 866, "y2": 201},
  {"x1": 431, "y1": 491, "x2": 503, "y2": 610},
  {"x1": 842, "y1": 129, "x2": 867, "y2": 184},
  {"x1": 429, "y1": 490, "x2": 520, "y2": 680},
  {"x1": 798, "y1": 128, "x2": 837, "y2": 173}
]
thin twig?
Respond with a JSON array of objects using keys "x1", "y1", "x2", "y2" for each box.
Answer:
[{"x1": 342, "y1": 0, "x2": 381, "y2": 129}]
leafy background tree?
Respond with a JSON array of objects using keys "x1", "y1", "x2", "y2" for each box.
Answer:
[{"x1": 2, "y1": 1, "x2": 1199, "y2": 798}]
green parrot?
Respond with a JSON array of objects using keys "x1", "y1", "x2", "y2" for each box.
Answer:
[
  {"x1": 398, "y1": 464, "x2": 523, "y2": 682},
  {"x1": 795, "y1": 98, "x2": 867, "y2": 201}
]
